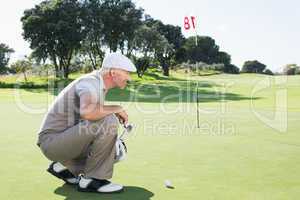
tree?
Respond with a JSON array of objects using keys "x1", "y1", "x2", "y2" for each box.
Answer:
[
  {"x1": 134, "y1": 25, "x2": 163, "y2": 58},
  {"x1": 216, "y1": 51, "x2": 231, "y2": 66},
  {"x1": 183, "y1": 36, "x2": 220, "y2": 64},
  {"x1": 264, "y1": 69, "x2": 274, "y2": 75},
  {"x1": 134, "y1": 56, "x2": 150, "y2": 77},
  {"x1": 150, "y1": 19, "x2": 184, "y2": 51},
  {"x1": 146, "y1": 18, "x2": 184, "y2": 75},
  {"x1": 81, "y1": 0, "x2": 105, "y2": 69},
  {"x1": 0, "y1": 43, "x2": 14, "y2": 74},
  {"x1": 157, "y1": 23, "x2": 183, "y2": 76},
  {"x1": 155, "y1": 38, "x2": 173, "y2": 76},
  {"x1": 286, "y1": 67, "x2": 296, "y2": 75},
  {"x1": 295, "y1": 67, "x2": 300, "y2": 75},
  {"x1": 176, "y1": 35, "x2": 238, "y2": 74},
  {"x1": 100, "y1": 0, "x2": 143, "y2": 53},
  {"x1": 224, "y1": 64, "x2": 240, "y2": 74},
  {"x1": 10, "y1": 59, "x2": 32, "y2": 82},
  {"x1": 215, "y1": 51, "x2": 240, "y2": 74},
  {"x1": 242, "y1": 60, "x2": 266, "y2": 73},
  {"x1": 133, "y1": 22, "x2": 172, "y2": 76},
  {"x1": 174, "y1": 46, "x2": 187, "y2": 63},
  {"x1": 283, "y1": 64, "x2": 298, "y2": 75},
  {"x1": 21, "y1": 0, "x2": 84, "y2": 78}
]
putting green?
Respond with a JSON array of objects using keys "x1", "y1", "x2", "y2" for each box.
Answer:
[{"x1": 0, "y1": 74, "x2": 299, "y2": 200}]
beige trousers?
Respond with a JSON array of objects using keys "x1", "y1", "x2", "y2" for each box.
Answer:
[{"x1": 39, "y1": 114, "x2": 118, "y2": 180}]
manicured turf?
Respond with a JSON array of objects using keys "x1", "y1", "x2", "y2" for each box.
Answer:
[{"x1": 0, "y1": 73, "x2": 299, "y2": 200}]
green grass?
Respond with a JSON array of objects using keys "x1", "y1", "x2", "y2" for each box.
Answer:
[{"x1": 0, "y1": 71, "x2": 300, "y2": 200}]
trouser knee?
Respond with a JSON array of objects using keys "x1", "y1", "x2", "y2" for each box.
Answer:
[{"x1": 79, "y1": 114, "x2": 119, "y2": 139}]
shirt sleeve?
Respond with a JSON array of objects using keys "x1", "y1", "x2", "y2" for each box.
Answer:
[{"x1": 75, "y1": 77, "x2": 104, "y2": 104}]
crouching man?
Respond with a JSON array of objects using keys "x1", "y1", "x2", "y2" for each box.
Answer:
[{"x1": 37, "y1": 53, "x2": 136, "y2": 193}]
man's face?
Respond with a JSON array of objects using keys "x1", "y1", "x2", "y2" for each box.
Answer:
[{"x1": 111, "y1": 69, "x2": 131, "y2": 89}]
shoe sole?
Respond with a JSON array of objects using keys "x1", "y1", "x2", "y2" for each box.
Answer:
[
  {"x1": 77, "y1": 186, "x2": 124, "y2": 194},
  {"x1": 47, "y1": 163, "x2": 77, "y2": 185}
]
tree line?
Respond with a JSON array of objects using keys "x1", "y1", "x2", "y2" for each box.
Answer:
[
  {"x1": 20, "y1": 0, "x2": 241, "y2": 78},
  {"x1": 1, "y1": 0, "x2": 297, "y2": 78}
]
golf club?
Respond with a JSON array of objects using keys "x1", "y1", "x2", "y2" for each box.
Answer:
[{"x1": 119, "y1": 123, "x2": 133, "y2": 140}]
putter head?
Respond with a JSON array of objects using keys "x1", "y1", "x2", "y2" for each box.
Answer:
[
  {"x1": 125, "y1": 124, "x2": 133, "y2": 132},
  {"x1": 119, "y1": 123, "x2": 133, "y2": 140}
]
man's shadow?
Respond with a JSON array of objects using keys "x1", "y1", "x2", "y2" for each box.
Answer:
[{"x1": 54, "y1": 183, "x2": 154, "y2": 200}]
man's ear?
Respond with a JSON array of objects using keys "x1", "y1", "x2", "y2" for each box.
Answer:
[{"x1": 110, "y1": 69, "x2": 115, "y2": 77}]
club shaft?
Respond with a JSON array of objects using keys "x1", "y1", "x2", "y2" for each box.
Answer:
[{"x1": 197, "y1": 86, "x2": 200, "y2": 128}]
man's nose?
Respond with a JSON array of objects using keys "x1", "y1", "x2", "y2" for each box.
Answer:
[{"x1": 126, "y1": 76, "x2": 132, "y2": 83}]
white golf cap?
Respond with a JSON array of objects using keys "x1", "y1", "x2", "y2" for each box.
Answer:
[{"x1": 102, "y1": 52, "x2": 136, "y2": 72}]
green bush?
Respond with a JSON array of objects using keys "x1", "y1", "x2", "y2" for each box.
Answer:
[
  {"x1": 263, "y1": 69, "x2": 274, "y2": 75},
  {"x1": 223, "y1": 64, "x2": 240, "y2": 74},
  {"x1": 294, "y1": 67, "x2": 300, "y2": 75}
]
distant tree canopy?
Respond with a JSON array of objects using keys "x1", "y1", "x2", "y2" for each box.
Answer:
[
  {"x1": 263, "y1": 69, "x2": 274, "y2": 75},
  {"x1": 242, "y1": 60, "x2": 266, "y2": 73},
  {"x1": 180, "y1": 36, "x2": 239, "y2": 74},
  {"x1": 21, "y1": 0, "x2": 240, "y2": 78},
  {"x1": 133, "y1": 24, "x2": 166, "y2": 77},
  {"x1": 224, "y1": 64, "x2": 240, "y2": 74},
  {"x1": 0, "y1": 43, "x2": 14, "y2": 74},
  {"x1": 283, "y1": 64, "x2": 300, "y2": 75},
  {"x1": 183, "y1": 36, "x2": 219, "y2": 64},
  {"x1": 10, "y1": 59, "x2": 33, "y2": 82},
  {"x1": 80, "y1": 0, "x2": 143, "y2": 69},
  {"x1": 21, "y1": 0, "x2": 84, "y2": 78},
  {"x1": 124, "y1": 15, "x2": 185, "y2": 77}
]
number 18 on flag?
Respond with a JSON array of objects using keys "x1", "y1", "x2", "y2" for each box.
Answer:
[{"x1": 184, "y1": 16, "x2": 198, "y2": 46}]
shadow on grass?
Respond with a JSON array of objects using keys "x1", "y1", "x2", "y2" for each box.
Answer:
[
  {"x1": 0, "y1": 81, "x2": 47, "y2": 89},
  {"x1": 54, "y1": 184, "x2": 154, "y2": 200},
  {"x1": 1, "y1": 77, "x2": 260, "y2": 103},
  {"x1": 0, "y1": 78, "x2": 74, "y2": 89},
  {"x1": 0, "y1": 79, "x2": 74, "y2": 96},
  {"x1": 141, "y1": 71, "x2": 186, "y2": 81},
  {"x1": 106, "y1": 81, "x2": 260, "y2": 103}
]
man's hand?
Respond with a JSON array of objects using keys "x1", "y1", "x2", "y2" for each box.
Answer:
[{"x1": 115, "y1": 110, "x2": 128, "y2": 125}]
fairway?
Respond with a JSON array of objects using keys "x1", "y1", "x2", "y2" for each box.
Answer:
[{"x1": 0, "y1": 74, "x2": 300, "y2": 200}]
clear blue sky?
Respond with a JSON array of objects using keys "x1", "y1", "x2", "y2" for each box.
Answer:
[{"x1": 1, "y1": 0, "x2": 299, "y2": 71}]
